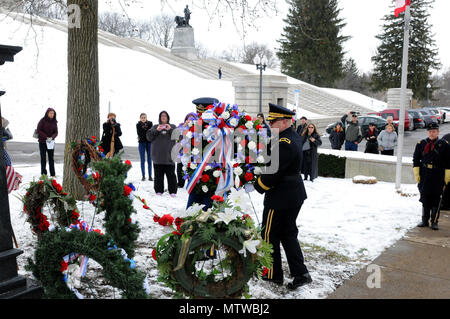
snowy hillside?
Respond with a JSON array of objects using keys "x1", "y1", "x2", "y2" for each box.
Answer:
[{"x1": 0, "y1": 13, "x2": 234, "y2": 147}]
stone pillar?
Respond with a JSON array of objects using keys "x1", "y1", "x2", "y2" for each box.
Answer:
[
  {"x1": 171, "y1": 27, "x2": 198, "y2": 60},
  {"x1": 387, "y1": 88, "x2": 413, "y2": 109},
  {"x1": 232, "y1": 75, "x2": 289, "y2": 116}
]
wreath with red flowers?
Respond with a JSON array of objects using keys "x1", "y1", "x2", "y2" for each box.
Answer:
[
  {"x1": 21, "y1": 175, "x2": 80, "y2": 238},
  {"x1": 137, "y1": 193, "x2": 273, "y2": 299}
]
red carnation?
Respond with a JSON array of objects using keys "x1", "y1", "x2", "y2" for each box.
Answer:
[
  {"x1": 201, "y1": 174, "x2": 210, "y2": 183},
  {"x1": 72, "y1": 210, "x2": 80, "y2": 220},
  {"x1": 151, "y1": 249, "x2": 157, "y2": 261},
  {"x1": 158, "y1": 214, "x2": 174, "y2": 226},
  {"x1": 125, "y1": 160, "x2": 132, "y2": 166},
  {"x1": 233, "y1": 163, "x2": 240, "y2": 168},
  {"x1": 123, "y1": 185, "x2": 133, "y2": 197},
  {"x1": 92, "y1": 229, "x2": 103, "y2": 235},
  {"x1": 92, "y1": 136, "x2": 96, "y2": 140},
  {"x1": 153, "y1": 215, "x2": 160, "y2": 223},
  {"x1": 89, "y1": 194, "x2": 97, "y2": 202},
  {"x1": 211, "y1": 195, "x2": 224, "y2": 202},
  {"x1": 244, "y1": 172, "x2": 254, "y2": 182},
  {"x1": 172, "y1": 231, "x2": 183, "y2": 236},
  {"x1": 143, "y1": 204, "x2": 150, "y2": 210},
  {"x1": 245, "y1": 115, "x2": 252, "y2": 121},
  {"x1": 256, "y1": 124, "x2": 263, "y2": 130},
  {"x1": 60, "y1": 261, "x2": 68, "y2": 272},
  {"x1": 175, "y1": 217, "x2": 184, "y2": 227},
  {"x1": 262, "y1": 267, "x2": 269, "y2": 277}
]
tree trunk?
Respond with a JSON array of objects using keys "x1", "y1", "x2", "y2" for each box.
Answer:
[{"x1": 63, "y1": 0, "x2": 99, "y2": 200}]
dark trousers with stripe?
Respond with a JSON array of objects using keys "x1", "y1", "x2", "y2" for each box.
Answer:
[{"x1": 261, "y1": 204, "x2": 308, "y2": 280}]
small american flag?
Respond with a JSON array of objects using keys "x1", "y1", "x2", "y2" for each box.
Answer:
[{"x1": 6, "y1": 165, "x2": 22, "y2": 193}]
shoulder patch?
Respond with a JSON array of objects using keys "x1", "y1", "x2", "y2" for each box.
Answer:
[{"x1": 280, "y1": 138, "x2": 291, "y2": 144}]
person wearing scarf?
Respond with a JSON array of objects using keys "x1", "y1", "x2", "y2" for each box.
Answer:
[
  {"x1": 413, "y1": 123, "x2": 450, "y2": 230},
  {"x1": 363, "y1": 123, "x2": 380, "y2": 154}
]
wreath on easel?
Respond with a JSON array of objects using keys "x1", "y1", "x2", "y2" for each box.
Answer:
[
  {"x1": 22, "y1": 147, "x2": 148, "y2": 299},
  {"x1": 71, "y1": 137, "x2": 104, "y2": 194}
]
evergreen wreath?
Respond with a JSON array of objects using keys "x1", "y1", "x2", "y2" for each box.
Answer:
[
  {"x1": 21, "y1": 175, "x2": 80, "y2": 238},
  {"x1": 25, "y1": 229, "x2": 148, "y2": 299},
  {"x1": 138, "y1": 189, "x2": 273, "y2": 299}
]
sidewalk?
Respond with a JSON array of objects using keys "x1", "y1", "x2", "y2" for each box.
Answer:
[{"x1": 328, "y1": 209, "x2": 450, "y2": 299}]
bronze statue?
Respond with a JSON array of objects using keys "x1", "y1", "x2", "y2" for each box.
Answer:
[{"x1": 175, "y1": 5, "x2": 192, "y2": 28}]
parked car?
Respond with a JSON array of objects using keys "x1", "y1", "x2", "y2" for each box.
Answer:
[
  {"x1": 436, "y1": 107, "x2": 449, "y2": 123},
  {"x1": 426, "y1": 108, "x2": 442, "y2": 124},
  {"x1": 416, "y1": 108, "x2": 439, "y2": 127},
  {"x1": 326, "y1": 115, "x2": 387, "y2": 136},
  {"x1": 408, "y1": 110, "x2": 426, "y2": 129},
  {"x1": 378, "y1": 109, "x2": 412, "y2": 131}
]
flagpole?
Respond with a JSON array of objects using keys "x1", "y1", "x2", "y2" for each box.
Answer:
[{"x1": 395, "y1": 4, "x2": 411, "y2": 190}]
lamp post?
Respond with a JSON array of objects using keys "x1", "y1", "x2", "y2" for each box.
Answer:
[
  {"x1": 254, "y1": 56, "x2": 267, "y2": 114},
  {"x1": 426, "y1": 83, "x2": 431, "y2": 107},
  {"x1": 0, "y1": 44, "x2": 42, "y2": 298}
]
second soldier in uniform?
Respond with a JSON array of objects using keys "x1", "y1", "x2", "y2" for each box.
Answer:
[
  {"x1": 254, "y1": 103, "x2": 312, "y2": 290},
  {"x1": 413, "y1": 123, "x2": 450, "y2": 230}
]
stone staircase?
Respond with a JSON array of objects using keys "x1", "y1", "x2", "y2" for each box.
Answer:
[{"x1": 5, "y1": 11, "x2": 378, "y2": 116}]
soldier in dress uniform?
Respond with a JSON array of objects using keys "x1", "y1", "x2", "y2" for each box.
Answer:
[
  {"x1": 254, "y1": 103, "x2": 312, "y2": 290},
  {"x1": 413, "y1": 123, "x2": 450, "y2": 230}
]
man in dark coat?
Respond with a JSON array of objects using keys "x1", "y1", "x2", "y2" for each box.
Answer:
[
  {"x1": 440, "y1": 133, "x2": 450, "y2": 210},
  {"x1": 101, "y1": 113, "x2": 123, "y2": 157},
  {"x1": 254, "y1": 103, "x2": 311, "y2": 290},
  {"x1": 36, "y1": 108, "x2": 58, "y2": 176},
  {"x1": 363, "y1": 123, "x2": 380, "y2": 154},
  {"x1": 413, "y1": 123, "x2": 450, "y2": 230},
  {"x1": 296, "y1": 116, "x2": 308, "y2": 136}
]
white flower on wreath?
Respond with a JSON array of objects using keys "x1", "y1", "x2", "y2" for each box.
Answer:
[
  {"x1": 185, "y1": 203, "x2": 206, "y2": 217},
  {"x1": 254, "y1": 167, "x2": 262, "y2": 175},
  {"x1": 182, "y1": 165, "x2": 188, "y2": 172},
  {"x1": 202, "y1": 185, "x2": 209, "y2": 193},
  {"x1": 257, "y1": 155, "x2": 265, "y2": 164},
  {"x1": 221, "y1": 111, "x2": 230, "y2": 120},
  {"x1": 214, "y1": 208, "x2": 240, "y2": 225},
  {"x1": 186, "y1": 131, "x2": 193, "y2": 139},
  {"x1": 248, "y1": 141, "x2": 257, "y2": 150},
  {"x1": 234, "y1": 136, "x2": 242, "y2": 143},
  {"x1": 234, "y1": 166, "x2": 243, "y2": 176},
  {"x1": 229, "y1": 118, "x2": 238, "y2": 127},
  {"x1": 190, "y1": 163, "x2": 197, "y2": 170},
  {"x1": 229, "y1": 187, "x2": 252, "y2": 212},
  {"x1": 192, "y1": 148, "x2": 200, "y2": 156},
  {"x1": 245, "y1": 121, "x2": 253, "y2": 129},
  {"x1": 213, "y1": 170, "x2": 221, "y2": 178},
  {"x1": 203, "y1": 128, "x2": 210, "y2": 137},
  {"x1": 239, "y1": 237, "x2": 261, "y2": 257}
]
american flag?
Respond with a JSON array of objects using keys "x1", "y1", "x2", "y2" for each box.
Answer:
[{"x1": 6, "y1": 165, "x2": 22, "y2": 193}]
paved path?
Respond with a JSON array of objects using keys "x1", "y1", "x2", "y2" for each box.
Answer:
[{"x1": 328, "y1": 209, "x2": 450, "y2": 299}]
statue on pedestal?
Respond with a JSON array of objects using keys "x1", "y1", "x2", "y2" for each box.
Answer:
[{"x1": 175, "y1": 5, "x2": 192, "y2": 28}]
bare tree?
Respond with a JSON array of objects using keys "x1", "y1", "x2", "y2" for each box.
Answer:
[
  {"x1": 98, "y1": 11, "x2": 134, "y2": 37},
  {"x1": 219, "y1": 42, "x2": 278, "y2": 69},
  {"x1": 147, "y1": 14, "x2": 175, "y2": 48}
]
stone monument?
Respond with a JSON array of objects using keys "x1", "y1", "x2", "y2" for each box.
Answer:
[
  {"x1": 171, "y1": 5, "x2": 198, "y2": 60},
  {"x1": 0, "y1": 44, "x2": 42, "y2": 299}
]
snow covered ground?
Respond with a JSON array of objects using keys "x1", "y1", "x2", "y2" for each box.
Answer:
[{"x1": 9, "y1": 162, "x2": 422, "y2": 299}]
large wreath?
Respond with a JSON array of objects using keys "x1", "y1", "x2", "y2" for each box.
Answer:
[
  {"x1": 138, "y1": 188, "x2": 273, "y2": 299},
  {"x1": 178, "y1": 102, "x2": 270, "y2": 196}
]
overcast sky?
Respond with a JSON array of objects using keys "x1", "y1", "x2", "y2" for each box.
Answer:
[{"x1": 99, "y1": 0, "x2": 450, "y2": 74}]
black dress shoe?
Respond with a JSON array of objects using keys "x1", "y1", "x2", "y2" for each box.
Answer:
[
  {"x1": 287, "y1": 273, "x2": 312, "y2": 290},
  {"x1": 261, "y1": 275, "x2": 283, "y2": 286},
  {"x1": 417, "y1": 221, "x2": 429, "y2": 227},
  {"x1": 148, "y1": 177, "x2": 153, "y2": 181},
  {"x1": 431, "y1": 223, "x2": 439, "y2": 230},
  {"x1": 141, "y1": 176, "x2": 146, "y2": 181}
]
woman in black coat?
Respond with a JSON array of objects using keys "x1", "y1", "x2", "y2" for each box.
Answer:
[
  {"x1": 329, "y1": 122, "x2": 345, "y2": 150},
  {"x1": 301, "y1": 123, "x2": 322, "y2": 182},
  {"x1": 101, "y1": 113, "x2": 123, "y2": 158},
  {"x1": 363, "y1": 123, "x2": 379, "y2": 154}
]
